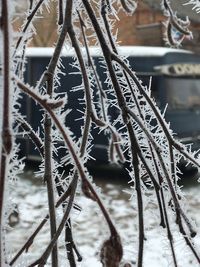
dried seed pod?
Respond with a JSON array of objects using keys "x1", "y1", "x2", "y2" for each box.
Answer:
[{"x1": 100, "y1": 235, "x2": 123, "y2": 267}]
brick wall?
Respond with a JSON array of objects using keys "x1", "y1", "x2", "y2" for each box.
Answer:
[
  {"x1": 13, "y1": 1, "x2": 200, "y2": 53},
  {"x1": 114, "y1": 2, "x2": 164, "y2": 45}
]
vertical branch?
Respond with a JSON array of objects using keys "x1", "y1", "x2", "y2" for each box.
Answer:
[
  {"x1": 111, "y1": 53, "x2": 200, "y2": 260},
  {"x1": 169, "y1": 144, "x2": 177, "y2": 189},
  {"x1": 126, "y1": 123, "x2": 144, "y2": 267},
  {"x1": 9, "y1": 159, "x2": 78, "y2": 266},
  {"x1": 44, "y1": 74, "x2": 58, "y2": 267},
  {"x1": 101, "y1": 0, "x2": 143, "y2": 121},
  {"x1": 65, "y1": 17, "x2": 92, "y2": 265},
  {"x1": 77, "y1": 11, "x2": 107, "y2": 122},
  {"x1": 7, "y1": 1, "x2": 200, "y2": 266},
  {"x1": 14, "y1": 0, "x2": 45, "y2": 52},
  {"x1": 40, "y1": 1, "x2": 75, "y2": 265},
  {"x1": 17, "y1": 78, "x2": 123, "y2": 267},
  {"x1": 149, "y1": 144, "x2": 178, "y2": 267},
  {"x1": 58, "y1": 0, "x2": 63, "y2": 25},
  {"x1": 64, "y1": 218, "x2": 77, "y2": 267},
  {"x1": 27, "y1": 175, "x2": 79, "y2": 267},
  {"x1": 101, "y1": 0, "x2": 117, "y2": 52},
  {"x1": 111, "y1": 53, "x2": 200, "y2": 168},
  {"x1": 67, "y1": 26, "x2": 92, "y2": 158},
  {"x1": 35, "y1": 1, "x2": 76, "y2": 265},
  {"x1": 0, "y1": 0, "x2": 12, "y2": 265},
  {"x1": 81, "y1": 2, "x2": 145, "y2": 265},
  {"x1": 64, "y1": 2, "x2": 88, "y2": 265}
]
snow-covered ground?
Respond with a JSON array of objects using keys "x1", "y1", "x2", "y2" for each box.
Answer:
[{"x1": 6, "y1": 170, "x2": 200, "y2": 266}]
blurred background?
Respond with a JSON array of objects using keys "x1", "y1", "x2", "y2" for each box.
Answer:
[
  {"x1": 13, "y1": 0, "x2": 200, "y2": 53},
  {"x1": 8, "y1": 1, "x2": 200, "y2": 266}
]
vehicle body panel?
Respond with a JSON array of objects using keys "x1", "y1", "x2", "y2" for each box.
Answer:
[{"x1": 18, "y1": 46, "x2": 200, "y2": 162}]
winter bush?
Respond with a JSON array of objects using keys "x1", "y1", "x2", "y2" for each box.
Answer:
[{"x1": 0, "y1": 0, "x2": 200, "y2": 266}]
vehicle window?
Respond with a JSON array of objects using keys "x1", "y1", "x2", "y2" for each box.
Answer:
[{"x1": 165, "y1": 78, "x2": 200, "y2": 110}]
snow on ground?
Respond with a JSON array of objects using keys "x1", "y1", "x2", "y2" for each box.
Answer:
[{"x1": 6, "y1": 170, "x2": 200, "y2": 266}]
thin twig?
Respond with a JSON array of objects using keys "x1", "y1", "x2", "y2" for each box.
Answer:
[
  {"x1": 82, "y1": 2, "x2": 145, "y2": 264},
  {"x1": 111, "y1": 52, "x2": 200, "y2": 169},
  {"x1": 44, "y1": 75, "x2": 58, "y2": 267},
  {"x1": 27, "y1": 175, "x2": 79, "y2": 267},
  {"x1": 111, "y1": 51, "x2": 198, "y2": 256},
  {"x1": 16, "y1": 77, "x2": 122, "y2": 265},
  {"x1": 16, "y1": 115, "x2": 44, "y2": 157},
  {"x1": 9, "y1": 176, "x2": 77, "y2": 266},
  {"x1": 58, "y1": 0, "x2": 63, "y2": 25},
  {"x1": 0, "y1": 2, "x2": 12, "y2": 266},
  {"x1": 14, "y1": 0, "x2": 45, "y2": 53}
]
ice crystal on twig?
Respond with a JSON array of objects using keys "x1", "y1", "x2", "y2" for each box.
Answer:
[
  {"x1": 184, "y1": 0, "x2": 200, "y2": 13},
  {"x1": 0, "y1": 0, "x2": 200, "y2": 266},
  {"x1": 162, "y1": 0, "x2": 193, "y2": 47}
]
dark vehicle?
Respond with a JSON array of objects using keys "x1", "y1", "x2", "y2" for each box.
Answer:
[{"x1": 19, "y1": 46, "x2": 200, "y2": 164}]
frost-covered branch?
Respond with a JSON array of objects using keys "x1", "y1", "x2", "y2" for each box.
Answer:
[
  {"x1": 81, "y1": 1, "x2": 200, "y2": 265},
  {"x1": 16, "y1": 77, "x2": 123, "y2": 266},
  {"x1": 16, "y1": 115, "x2": 44, "y2": 157},
  {"x1": 14, "y1": 0, "x2": 45, "y2": 53},
  {"x1": 1, "y1": 1, "x2": 200, "y2": 266},
  {"x1": 162, "y1": 0, "x2": 192, "y2": 47},
  {"x1": 0, "y1": 1, "x2": 13, "y2": 266}
]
